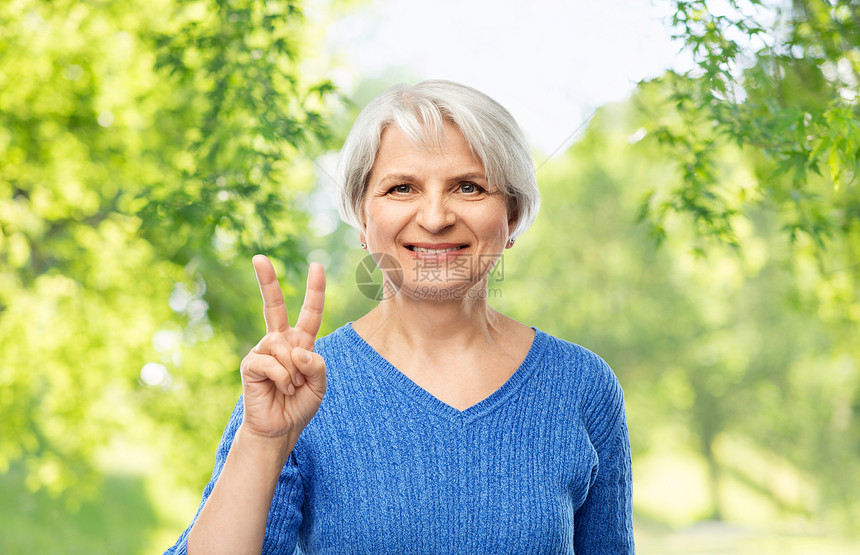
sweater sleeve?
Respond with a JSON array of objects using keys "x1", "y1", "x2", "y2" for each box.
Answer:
[
  {"x1": 573, "y1": 365, "x2": 635, "y2": 554},
  {"x1": 163, "y1": 397, "x2": 305, "y2": 555}
]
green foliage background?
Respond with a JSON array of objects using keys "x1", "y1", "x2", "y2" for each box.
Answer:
[
  {"x1": 1, "y1": 0, "x2": 858, "y2": 553},
  {"x1": 1, "y1": 0, "x2": 336, "y2": 551}
]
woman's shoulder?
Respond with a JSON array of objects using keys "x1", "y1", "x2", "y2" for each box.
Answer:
[
  {"x1": 311, "y1": 323, "x2": 383, "y2": 387},
  {"x1": 535, "y1": 330, "x2": 616, "y2": 381},
  {"x1": 534, "y1": 329, "x2": 625, "y2": 412},
  {"x1": 313, "y1": 323, "x2": 352, "y2": 351},
  {"x1": 313, "y1": 323, "x2": 367, "y2": 358}
]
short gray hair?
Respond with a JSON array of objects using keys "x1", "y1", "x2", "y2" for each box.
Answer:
[{"x1": 337, "y1": 80, "x2": 540, "y2": 240}]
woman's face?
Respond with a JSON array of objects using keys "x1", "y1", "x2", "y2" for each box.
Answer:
[{"x1": 362, "y1": 121, "x2": 515, "y2": 301}]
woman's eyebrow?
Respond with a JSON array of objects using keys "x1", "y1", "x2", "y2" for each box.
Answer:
[
  {"x1": 378, "y1": 173, "x2": 417, "y2": 184},
  {"x1": 376, "y1": 171, "x2": 488, "y2": 185},
  {"x1": 450, "y1": 172, "x2": 488, "y2": 182}
]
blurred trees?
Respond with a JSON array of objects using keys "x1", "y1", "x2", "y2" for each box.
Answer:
[
  {"x1": 0, "y1": 0, "x2": 334, "y2": 503},
  {"x1": 627, "y1": 2, "x2": 859, "y2": 527},
  {"x1": 641, "y1": 0, "x2": 859, "y2": 249}
]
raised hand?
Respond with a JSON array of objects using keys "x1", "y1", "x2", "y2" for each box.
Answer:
[
  {"x1": 239, "y1": 255, "x2": 327, "y2": 440},
  {"x1": 185, "y1": 257, "x2": 327, "y2": 552}
]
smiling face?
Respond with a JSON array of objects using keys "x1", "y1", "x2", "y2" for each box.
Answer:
[{"x1": 362, "y1": 121, "x2": 515, "y2": 301}]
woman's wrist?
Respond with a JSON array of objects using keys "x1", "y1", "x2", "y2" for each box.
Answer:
[{"x1": 235, "y1": 423, "x2": 297, "y2": 465}]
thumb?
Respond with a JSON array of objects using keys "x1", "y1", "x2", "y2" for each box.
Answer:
[{"x1": 291, "y1": 347, "x2": 327, "y2": 393}]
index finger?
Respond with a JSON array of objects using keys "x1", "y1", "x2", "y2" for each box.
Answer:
[
  {"x1": 252, "y1": 254, "x2": 290, "y2": 334},
  {"x1": 295, "y1": 261, "x2": 326, "y2": 339}
]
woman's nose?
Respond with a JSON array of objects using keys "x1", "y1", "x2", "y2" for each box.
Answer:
[{"x1": 415, "y1": 196, "x2": 456, "y2": 233}]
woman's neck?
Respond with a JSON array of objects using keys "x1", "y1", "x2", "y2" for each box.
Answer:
[
  {"x1": 351, "y1": 281, "x2": 534, "y2": 411},
  {"x1": 354, "y1": 285, "x2": 501, "y2": 354}
]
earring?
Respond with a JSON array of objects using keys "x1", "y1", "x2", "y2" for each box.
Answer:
[
  {"x1": 507, "y1": 239, "x2": 515, "y2": 247},
  {"x1": 360, "y1": 242, "x2": 367, "y2": 250}
]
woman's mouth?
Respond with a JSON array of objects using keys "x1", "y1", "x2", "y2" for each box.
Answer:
[
  {"x1": 405, "y1": 244, "x2": 468, "y2": 258},
  {"x1": 408, "y1": 246, "x2": 465, "y2": 254}
]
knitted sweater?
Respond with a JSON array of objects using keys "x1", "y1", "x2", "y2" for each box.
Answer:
[{"x1": 166, "y1": 324, "x2": 634, "y2": 554}]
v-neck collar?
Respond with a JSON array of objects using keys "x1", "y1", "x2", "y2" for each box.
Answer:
[{"x1": 343, "y1": 323, "x2": 549, "y2": 423}]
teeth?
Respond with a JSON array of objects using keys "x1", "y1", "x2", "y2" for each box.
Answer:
[{"x1": 412, "y1": 246, "x2": 462, "y2": 254}]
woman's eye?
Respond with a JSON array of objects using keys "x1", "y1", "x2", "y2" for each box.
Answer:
[
  {"x1": 388, "y1": 184, "x2": 411, "y2": 194},
  {"x1": 459, "y1": 182, "x2": 482, "y2": 194}
]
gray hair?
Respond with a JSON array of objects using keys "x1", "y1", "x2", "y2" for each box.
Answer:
[{"x1": 336, "y1": 80, "x2": 540, "y2": 240}]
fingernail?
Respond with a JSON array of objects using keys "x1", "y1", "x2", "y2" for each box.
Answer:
[{"x1": 300, "y1": 349, "x2": 311, "y2": 364}]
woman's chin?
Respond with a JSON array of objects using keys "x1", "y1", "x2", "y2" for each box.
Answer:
[{"x1": 393, "y1": 280, "x2": 489, "y2": 303}]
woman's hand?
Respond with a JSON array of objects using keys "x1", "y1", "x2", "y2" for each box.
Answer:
[{"x1": 239, "y1": 255, "x2": 327, "y2": 441}]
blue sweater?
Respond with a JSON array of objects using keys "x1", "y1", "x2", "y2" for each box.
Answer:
[{"x1": 167, "y1": 325, "x2": 634, "y2": 554}]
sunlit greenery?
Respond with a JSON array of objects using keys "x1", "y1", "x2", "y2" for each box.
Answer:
[
  {"x1": 0, "y1": 0, "x2": 333, "y2": 517},
  {"x1": 631, "y1": 1, "x2": 860, "y2": 533},
  {"x1": 1, "y1": 0, "x2": 858, "y2": 553},
  {"x1": 641, "y1": 0, "x2": 860, "y2": 249}
]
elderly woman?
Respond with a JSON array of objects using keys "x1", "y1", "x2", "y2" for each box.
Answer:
[{"x1": 168, "y1": 80, "x2": 633, "y2": 554}]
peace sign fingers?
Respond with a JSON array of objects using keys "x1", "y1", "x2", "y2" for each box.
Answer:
[
  {"x1": 252, "y1": 255, "x2": 327, "y2": 347},
  {"x1": 242, "y1": 255, "x2": 327, "y2": 441}
]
